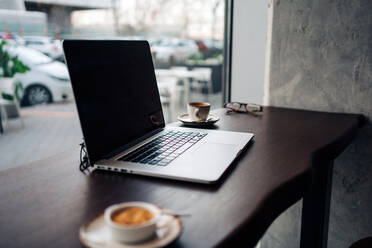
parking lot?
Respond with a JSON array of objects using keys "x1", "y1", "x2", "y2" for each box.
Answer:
[{"x1": 0, "y1": 90, "x2": 222, "y2": 171}]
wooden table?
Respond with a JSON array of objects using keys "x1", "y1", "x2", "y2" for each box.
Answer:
[{"x1": 0, "y1": 107, "x2": 364, "y2": 248}]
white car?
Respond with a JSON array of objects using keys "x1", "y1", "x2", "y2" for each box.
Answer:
[
  {"x1": 150, "y1": 38, "x2": 199, "y2": 65},
  {"x1": 7, "y1": 45, "x2": 73, "y2": 106},
  {"x1": 23, "y1": 36, "x2": 63, "y2": 59}
]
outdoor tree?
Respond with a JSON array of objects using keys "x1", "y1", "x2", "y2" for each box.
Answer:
[
  {"x1": 180, "y1": 0, "x2": 205, "y2": 37},
  {"x1": 112, "y1": 0, "x2": 120, "y2": 35},
  {"x1": 132, "y1": 0, "x2": 172, "y2": 32},
  {"x1": 211, "y1": 0, "x2": 223, "y2": 38}
]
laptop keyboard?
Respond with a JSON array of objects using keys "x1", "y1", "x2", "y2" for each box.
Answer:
[{"x1": 119, "y1": 131, "x2": 208, "y2": 166}]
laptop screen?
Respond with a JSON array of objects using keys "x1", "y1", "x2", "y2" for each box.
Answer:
[{"x1": 63, "y1": 40, "x2": 165, "y2": 164}]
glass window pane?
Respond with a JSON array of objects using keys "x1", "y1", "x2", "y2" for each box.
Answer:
[{"x1": 0, "y1": 0, "x2": 225, "y2": 170}]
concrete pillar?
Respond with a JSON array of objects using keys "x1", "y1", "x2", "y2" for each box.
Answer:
[
  {"x1": 24, "y1": 3, "x2": 73, "y2": 30},
  {"x1": 48, "y1": 6, "x2": 72, "y2": 29},
  {"x1": 262, "y1": 0, "x2": 372, "y2": 247},
  {"x1": 0, "y1": 0, "x2": 25, "y2": 10}
]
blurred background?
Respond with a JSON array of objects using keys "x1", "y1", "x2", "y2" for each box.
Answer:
[{"x1": 0, "y1": 0, "x2": 226, "y2": 170}]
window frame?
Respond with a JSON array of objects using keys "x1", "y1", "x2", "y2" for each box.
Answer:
[{"x1": 222, "y1": 0, "x2": 233, "y2": 104}]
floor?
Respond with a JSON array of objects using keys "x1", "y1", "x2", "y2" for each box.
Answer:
[
  {"x1": 0, "y1": 102, "x2": 82, "y2": 171},
  {"x1": 0, "y1": 92, "x2": 223, "y2": 171}
]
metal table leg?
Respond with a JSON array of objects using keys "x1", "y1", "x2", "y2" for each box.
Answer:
[{"x1": 300, "y1": 158, "x2": 334, "y2": 248}]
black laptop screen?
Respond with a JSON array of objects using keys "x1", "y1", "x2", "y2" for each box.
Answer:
[{"x1": 63, "y1": 40, "x2": 165, "y2": 164}]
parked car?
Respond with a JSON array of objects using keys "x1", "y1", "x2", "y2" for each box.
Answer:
[
  {"x1": 0, "y1": 32, "x2": 24, "y2": 45},
  {"x1": 202, "y1": 39, "x2": 223, "y2": 58},
  {"x1": 150, "y1": 38, "x2": 199, "y2": 65},
  {"x1": 7, "y1": 45, "x2": 72, "y2": 106},
  {"x1": 194, "y1": 39, "x2": 208, "y2": 54},
  {"x1": 23, "y1": 36, "x2": 63, "y2": 59}
]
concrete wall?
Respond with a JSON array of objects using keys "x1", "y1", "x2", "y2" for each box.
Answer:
[
  {"x1": 262, "y1": 0, "x2": 372, "y2": 247},
  {"x1": 230, "y1": 0, "x2": 269, "y2": 104}
]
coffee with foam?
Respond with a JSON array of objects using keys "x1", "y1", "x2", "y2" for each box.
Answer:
[{"x1": 112, "y1": 207, "x2": 154, "y2": 226}]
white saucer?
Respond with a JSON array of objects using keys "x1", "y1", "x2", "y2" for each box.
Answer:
[
  {"x1": 178, "y1": 113, "x2": 220, "y2": 127},
  {"x1": 79, "y1": 211, "x2": 182, "y2": 248}
]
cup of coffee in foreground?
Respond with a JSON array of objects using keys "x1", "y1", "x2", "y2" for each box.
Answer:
[
  {"x1": 104, "y1": 202, "x2": 162, "y2": 243},
  {"x1": 187, "y1": 102, "x2": 210, "y2": 122}
]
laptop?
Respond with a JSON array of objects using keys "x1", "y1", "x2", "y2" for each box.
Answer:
[{"x1": 63, "y1": 40, "x2": 254, "y2": 184}]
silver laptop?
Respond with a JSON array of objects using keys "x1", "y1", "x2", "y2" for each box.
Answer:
[{"x1": 63, "y1": 40, "x2": 253, "y2": 184}]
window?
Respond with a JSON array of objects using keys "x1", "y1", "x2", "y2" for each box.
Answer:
[{"x1": 0, "y1": 0, "x2": 226, "y2": 170}]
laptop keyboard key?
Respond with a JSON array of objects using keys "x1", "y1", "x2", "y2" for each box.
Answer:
[{"x1": 119, "y1": 131, "x2": 208, "y2": 166}]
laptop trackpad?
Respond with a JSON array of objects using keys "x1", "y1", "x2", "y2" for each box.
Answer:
[{"x1": 190, "y1": 142, "x2": 238, "y2": 165}]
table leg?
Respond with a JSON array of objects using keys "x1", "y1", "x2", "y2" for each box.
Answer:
[{"x1": 300, "y1": 159, "x2": 334, "y2": 248}]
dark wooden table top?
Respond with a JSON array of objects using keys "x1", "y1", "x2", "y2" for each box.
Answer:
[{"x1": 0, "y1": 107, "x2": 364, "y2": 248}]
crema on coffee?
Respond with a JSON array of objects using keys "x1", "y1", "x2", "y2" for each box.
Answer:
[{"x1": 112, "y1": 207, "x2": 154, "y2": 226}]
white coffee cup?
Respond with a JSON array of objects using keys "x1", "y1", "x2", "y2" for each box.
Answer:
[
  {"x1": 187, "y1": 102, "x2": 210, "y2": 122},
  {"x1": 104, "y1": 202, "x2": 163, "y2": 243}
]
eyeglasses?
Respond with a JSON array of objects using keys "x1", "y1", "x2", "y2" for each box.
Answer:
[{"x1": 224, "y1": 102, "x2": 263, "y2": 116}]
